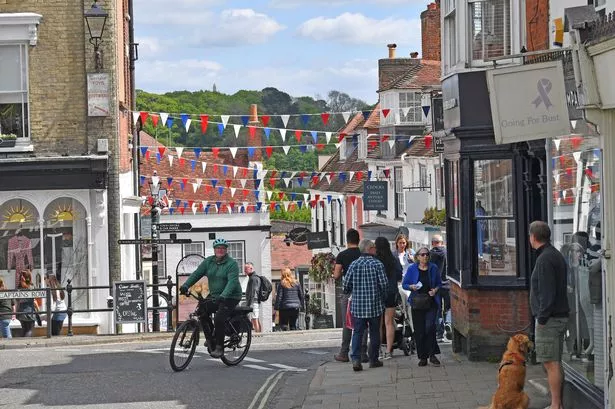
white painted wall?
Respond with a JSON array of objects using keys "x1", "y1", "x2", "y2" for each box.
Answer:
[{"x1": 118, "y1": 171, "x2": 137, "y2": 282}]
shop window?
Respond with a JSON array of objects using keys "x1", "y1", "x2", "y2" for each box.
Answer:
[
  {"x1": 474, "y1": 159, "x2": 516, "y2": 276},
  {"x1": 0, "y1": 44, "x2": 30, "y2": 140},
  {"x1": 43, "y1": 198, "x2": 89, "y2": 309},
  {"x1": 446, "y1": 159, "x2": 461, "y2": 281},
  {"x1": 0, "y1": 199, "x2": 40, "y2": 289},
  {"x1": 549, "y1": 133, "x2": 604, "y2": 389},
  {"x1": 469, "y1": 0, "x2": 511, "y2": 62}
]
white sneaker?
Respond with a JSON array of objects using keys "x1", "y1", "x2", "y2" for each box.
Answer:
[{"x1": 383, "y1": 352, "x2": 393, "y2": 360}]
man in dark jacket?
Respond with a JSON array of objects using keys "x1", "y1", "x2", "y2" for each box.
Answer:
[
  {"x1": 430, "y1": 235, "x2": 450, "y2": 342},
  {"x1": 244, "y1": 262, "x2": 262, "y2": 333},
  {"x1": 529, "y1": 221, "x2": 569, "y2": 409}
]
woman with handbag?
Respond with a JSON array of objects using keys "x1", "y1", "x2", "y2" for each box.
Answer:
[
  {"x1": 375, "y1": 237, "x2": 403, "y2": 360},
  {"x1": 274, "y1": 268, "x2": 305, "y2": 331},
  {"x1": 402, "y1": 246, "x2": 442, "y2": 367},
  {"x1": 16, "y1": 269, "x2": 38, "y2": 337}
]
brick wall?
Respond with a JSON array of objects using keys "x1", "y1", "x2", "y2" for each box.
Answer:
[
  {"x1": 421, "y1": 1, "x2": 441, "y2": 61},
  {"x1": 451, "y1": 283, "x2": 531, "y2": 360},
  {"x1": 526, "y1": 0, "x2": 549, "y2": 52}
]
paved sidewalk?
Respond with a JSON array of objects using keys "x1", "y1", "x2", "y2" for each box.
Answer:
[{"x1": 301, "y1": 344, "x2": 551, "y2": 409}]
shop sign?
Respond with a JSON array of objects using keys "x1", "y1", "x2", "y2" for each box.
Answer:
[
  {"x1": 307, "y1": 231, "x2": 329, "y2": 250},
  {"x1": 363, "y1": 181, "x2": 388, "y2": 211},
  {"x1": 113, "y1": 280, "x2": 147, "y2": 324},
  {"x1": 87, "y1": 73, "x2": 110, "y2": 117},
  {"x1": 486, "y1": 61, "x2": 570, "y2": 144}
]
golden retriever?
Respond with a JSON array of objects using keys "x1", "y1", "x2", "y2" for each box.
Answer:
[{"x1": 478, "y1": 334, "x2": 534, "y2": 409}]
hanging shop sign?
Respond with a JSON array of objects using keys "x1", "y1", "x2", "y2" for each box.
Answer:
[
  {"x1": 363, "y1": 181, "x2": 388, "y2": 211},
  {"x1": 87, "y1": 73, "x2": 110, "y2": 117},
  {"x1": 486, "y1": 60, "x2": 570, "y2": 144}
]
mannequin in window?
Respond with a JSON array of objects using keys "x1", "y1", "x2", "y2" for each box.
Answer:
[
  {"x1": 476, "y1": 201, "x2": 487, "y2": 258},
  {"x1": 8, "y1": 229, "x2": 34, "y2": 289}
]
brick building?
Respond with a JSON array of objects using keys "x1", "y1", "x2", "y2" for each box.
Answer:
[{"x1": 0, "y1": 0, "x2": 137, "y2": 334}]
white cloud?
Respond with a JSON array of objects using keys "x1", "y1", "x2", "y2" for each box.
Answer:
[
  {"x1": 270, "y1": 0, "x2": 423, "y2": 7},
  {"x1": 133, "y1": 0, "x2": 218, "y2": 25},
  {"x1": 192, "y1": 9, "x2": 286, "y2": 46},
  {"x1": 137, "y1": 59, "x2": 224, "y2": 91},
  {"x1": 297, "y1": 13, "x2": 420, "y2": 45},
  {"x1": 135, "y1": 36, "x2": 162, "y2": 59}
]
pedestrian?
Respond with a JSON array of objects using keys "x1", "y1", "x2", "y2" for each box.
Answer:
[
  {"x1": 374, "y1": 237, "x2": 402, "y2": 359},
  {"x1": 393, "y1": 234, "x2": 414, "y2": 272},
  {"x1": 343, "y1": 239, "x2": 388, "y2": 371},
  {"x1": 0, "y1": 278, "x2": 15, "y2": 339},
  {"x1": 274, "y1": 268, "x2": 305, "y2": 330},
  {"x1": 529, "y1": 221, "x2": 569, "y2": 409},
  {"x1": 45, "y1": 274, "x2": 66, "y2": 336},
  {"x1": 243, "y1": 262, "x2": 262, "y2": 333},
  {"x1": 430, "y1": 235, "x2": 451, "y2": 342},
  {"x1": 332, "y1": 228, "x2": 368, "y2": 363},
  {"x1": 402, "y1": 246, "x2": 442, "y2": 367},
  {"x1": 16, "y1": 269, "x2": 39, "y2": 338}
]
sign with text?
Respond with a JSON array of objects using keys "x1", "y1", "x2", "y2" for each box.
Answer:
[
  {"x1": 158, "y1": 223, "x2": 193, "y2": 232},
  {"x1": 307, "y1": 231, "x2": 330, "y2": 250},
  {"x1": 87, "y1": 73, "x2": 110, "y2": 117},
  {"x1": 363, "y1": 181, "x2": 388, "y2": 211},
  {"x1": 433, "y1": 136, "x2": 444, "y2": 153},
  {"x1": 486, "y1": 61, "x2": 570, "y2": 144},
  {"x1": 113, "y1": 280, "x2": 147, "y2": 324},
  {"x1": 0, "y1": 290, "x2": 46, "y2": 299}
]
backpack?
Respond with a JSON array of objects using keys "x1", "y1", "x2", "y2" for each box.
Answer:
[{"x1": 255, "y1": 274, "x2": 272, "y2": 302}]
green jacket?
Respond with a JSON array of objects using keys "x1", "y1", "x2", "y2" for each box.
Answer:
[{"x1": 183, "y1": 255, "x2": 242, "y2": 301}]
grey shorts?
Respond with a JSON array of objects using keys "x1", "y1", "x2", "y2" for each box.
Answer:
[{"x1": 535, "y1": 317, "x2": 568, "y2": 363}]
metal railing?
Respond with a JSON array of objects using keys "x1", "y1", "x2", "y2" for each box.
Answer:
[{"x1": 586, "y1": 11, "x2": 615, "y2": 43}]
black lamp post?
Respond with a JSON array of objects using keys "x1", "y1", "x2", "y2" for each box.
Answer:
[
  {"x1": 84, "y1": 0, "x2": 109, "y2": 71},
  {"x1": 149, "y1": 177, "x2": 166, "y2": 332}
]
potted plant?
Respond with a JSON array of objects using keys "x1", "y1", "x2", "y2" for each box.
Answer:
[{"x1": 0, "y1": 133, "x2": 16, "y2": 148}]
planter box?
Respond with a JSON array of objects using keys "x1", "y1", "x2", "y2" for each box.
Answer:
[{"x1": 0, "y1": 139, "x2": 16, "y2": 148}]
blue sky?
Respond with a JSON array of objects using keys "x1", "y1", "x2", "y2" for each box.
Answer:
[{"x1": 133, "y1": 0, "x2": 427, "y2": 104}]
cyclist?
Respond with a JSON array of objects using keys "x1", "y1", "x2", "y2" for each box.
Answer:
[{"x1": 179, "y1": 238, "x2": 242, "y2": 358}]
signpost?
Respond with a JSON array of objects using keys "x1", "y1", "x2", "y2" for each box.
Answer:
[
  {"x1": 118, "y1": 238, "x2": 192, "y2": 245},
  {"x1": 157, "y1": 223, "x2": 193, "y2": 233},
  {"x1": 363, "y1": 181, "x2": 388, "y2": 211},
  {"x1": 433, "y1": 136, "x2": 444, "y2": 153},
  {"x1": 114, "y1": 280, "x2": 148, "y2": 326}
]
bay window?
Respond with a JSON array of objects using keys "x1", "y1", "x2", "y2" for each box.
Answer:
[
  {"x1": 443, "y1": 0, "x2": 457, "y2": 73},
  {"x1": 469, "y1": 0, "x2": 511, "y2": 62},
  {"x1": 0, "y1": 44, "x2": 29, "y2": 139},
  {"x1": 399, "y1": 92, "x2": 422, "y2": 124}
]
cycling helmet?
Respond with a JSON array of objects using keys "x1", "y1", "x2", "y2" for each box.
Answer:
[{"x1": 212, "y1": 238, "x2": 228, "y2": 248}]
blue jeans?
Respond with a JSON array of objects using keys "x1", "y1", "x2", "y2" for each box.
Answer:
[
  {"x1": 351, "y1": 316, "x2": 380, "y2": 363},
  {"x1": 0, "y1": 319, "x2": 12, "y2": 339}
]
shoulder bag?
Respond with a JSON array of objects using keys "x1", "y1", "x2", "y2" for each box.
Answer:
[{"x1": 412, "y1": 269, "x2": 434, "y2": 310}]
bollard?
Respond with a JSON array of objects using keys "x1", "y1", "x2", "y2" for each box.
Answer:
[
  {"x1": 46, "y1": 287, "x2": 52, "y2": 338},
  {"x1": 66, "y1": 279, "x2": 73, "y2": 336},
  {"x1": 166, "y1": 275, "x2": 174, "y2": 332}
]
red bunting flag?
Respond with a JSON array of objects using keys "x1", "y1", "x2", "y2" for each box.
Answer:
[
  {"x1": 147, "y1": 197, "x2": 154, "y2": 205},
  {"x1": 295, "y1": 130, "x2": 302, "y2": 142},
  {"x1": 225, "y1": 179, "x2": 232, "y2": 188},
  {"x1": 265, "y1": 146, "x2": 273, "y2": 157},
  {"x1": 585, "y1": 169, "x2": 593, "y2": 178},
  {"x1": 182, "y1": 178, "x2": 188, "y2": 187},
  {"x1": 321, "y1": 113, "x2": 330, "y2": 125},
  {"x1": 179, "y1": 157, "x2": 185, "y2": 167},
  {"x1": 242, "y1": 189, "x2": 250, "y2": 198},
  {"x1": 381, "y1": 135, "x2": 389, "y2": 142},
  {"x1": 242, "y1": 168, "x2": 248, "y2": 178},
  {"x1": 229, "y1": 202, "x2": 235, "y2": 210},
  {"x1": 269, "y1": 178, "x2": 277, "y2": 188},
  {"x1": 199, "y1": 202, "x2": 204, "y2": 211},
  {"x1": 270, "y1": 170, "x2": 277, "y2": 178},
  {"x1": 145, "y1": 150, "x2": 151, "y2": 160},
  {"x1": 158, "y1": 147, "x2": 166, "y2": 156},
  {"x1": 381, "y1": 109, "x2": 390, "y2": 118},
  {"x1": 356, "y1": 171, "x2": 363, "y2": 181},
  {"x1": 151, "y1": 114, "x2": 159, "y2": 127},
  {"x1": 249, "y1": 126, "x2": 256, "y2": 138},
  {"x1": 179, "y1": 207, "x2": 185, "y2": 215},
  {"x1": 368, "y1": 140, "x2": 378, "y2": 149},
  {"x1": 309, "y1": 200, "x2": 317, "y2": 208},
  {"x1": 311, "y1": 176, "x2": 319, "y2": 185},
  {"x1": 559, "y1": 156, "x2": 566, "y2": 166},
  {"x1": 261, "y1": 115, "x2": 270, "y2": 127},
  {"x1": 315, "y1": 194, "x2": 320, "y2": 201},
  {"x1": 139, "y1": 111, "x2": 149, "y2": 125},
  {"x1": 566, "y1": 167, "x2": 573, "y2": 176},
  {"x1": 424, "y1": 134, "x2": 433, "y2": 149},
  {"x1": 571, "y1": 136, "x2": 583, "y2": 150},
  {"x1": 320, "y1": 201, "x2": 325, "y2": 208},
  {"x1": 278, "y1": 192, "x2": 285, "y2": 201},
  {"x1": 316, "y1": 143, "x2": 324, "y2": 150},
  {"x1": 338, "y1": 133, "x2": 346, "y2": 143},
  {"x1": 270, "y1": 202, "x2": 277, "y2": 211},
  {"x1": 383, "y1": 169, "x2": 390, "y2": 178},
  {"x1": 350, "y1": 196, "x2": 356, "y2": 205},
  {"x1": 200, "y1": 115, "x2": 208, "y2": 134},
  {"x1": 213, "y1": 164, "x2": 218, "y2": 174},
  {"x1": 299, "y1": 171, "x2": 306, "y2": 178},
  {"x1": 212, "y1": 148, "x2": 219, "y2": 158},
  {"x1": 205, "y1": 185, "x2": 212, "y2": 193},
  {"x1": 188, "y1": 200, "x2": 194, "y2": 208}
]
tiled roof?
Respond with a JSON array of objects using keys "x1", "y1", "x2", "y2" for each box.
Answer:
[
  {"x1": 364, "y1": 103, "x2": 380, "y2": 128},
  {"x1": 270, "y1": 235, "x2": 313, "y2": 271},
  {"x1": 381, "y1": 60, "x2": 441, "y2": 91},
  {"x1": 379, "y1": 58, "x2": 422, "y2": 91},
  {"x1": 403, "y1": 136, "x2": 439, "y2": 157}
]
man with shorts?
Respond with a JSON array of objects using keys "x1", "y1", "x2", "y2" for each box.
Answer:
[
  {"x1": 529, "y1": 221, "x2": 569, "y2": 409},
  {"x1": 244, "y1": 262, "x2": 262, "y2": 333}
]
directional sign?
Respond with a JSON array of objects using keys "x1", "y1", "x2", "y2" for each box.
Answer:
[
  {"x1": 0, "y1": 290, "x2": 47, "y2": 299},
  {"x1": 118, "y1": 238, "x2": 192, "y2": 245},
  {"x1": 157, "y1": 223, "x2": 193, "y2": 232}
]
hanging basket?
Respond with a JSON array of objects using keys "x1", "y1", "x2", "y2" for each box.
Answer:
[{"x1": 308, "y1": 252, "x2": 335, "y2": 283}]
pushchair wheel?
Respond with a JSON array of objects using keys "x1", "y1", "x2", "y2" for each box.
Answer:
[{"x1": 402, "y1": 338, "x2": 411, "y2": 356}]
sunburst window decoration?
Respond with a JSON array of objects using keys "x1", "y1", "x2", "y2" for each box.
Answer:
[
  {"x1": 1, "y1": 199, "x2": 37, "y2": 225},
  {"x1": 45, "y1": 199, "x2": 81, "y2": 226}
]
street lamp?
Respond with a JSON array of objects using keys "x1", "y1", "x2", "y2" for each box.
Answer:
[
  {"x1": 84, "y1": 0, "x2": 109, "y2": 71},
  {"x1": 149, "y1": 176, "x2": 167, "y2": 332}
]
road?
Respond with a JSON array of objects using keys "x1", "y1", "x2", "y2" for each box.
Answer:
[{"x1": 0, "y1": 331, "x2": 341, "y2": 409}]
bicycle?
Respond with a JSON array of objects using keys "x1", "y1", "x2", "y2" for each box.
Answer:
[{"x1": 169, "y1": 292, "x2": 253, "y2": 372}]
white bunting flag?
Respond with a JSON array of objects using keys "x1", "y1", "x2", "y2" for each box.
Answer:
[
  {"x1": 151, "y1": 175, "x2": 160, "y2": 187},
  {"x1": 571, "y1": 120, "x2": 577, "y2": 130},
  {"x1": 303, "y1": 193, "x2": 309, "y2": 202},
  {"x1": 192, "y1": 203, "x2": 198, "y2": 215},
  {"x1": 388, "y1": 140, "x2": 395, "y2": 149},
  {"x1": 281, "y1": 115, "x2": 290, "y2": 128},
  {"x1": 230, "y1": 147, "x2": 238, "y2": 159},
  {"x1": 282, "y1": 145, "x2": 291, "y2": 155},
  {"x1": 266, "y1": 190, "x2": 273, "y2": 200},
  {"x1": 213, "y1": 204, "x2": 218, "y2": 213},
  {"x1": 243, "y1": 201, "x2": 249, "y2": 210},
  {"x1": 202, "y1": 201, "x2": 208, "y2": 209},
  {"x1": 259, "y1": 169, "x2": 268, "y2": 179},
  {"x1": 279, "y1": 129, "x2": 287, "y2": 142},
  {"x1": 334, "y1": 143, "x2": 340, "y2": 149},
  {"x1": 201, "y1": 162, "x2": 207, "y2": 174},
  {"x1": 557, "y1": 197, "x2": 561, "y2": 206},
  {"x1": 283, "y1": 178, "x2": 291, "y2": 187},
  {"x1": 553, "y1": 139, "x2": 561, "y2": 151},
  {"x1": 230, "y1": 187, "x2": 236, "y2": 198},
  {"x1": 233, "y1": 124, "x2": 241, "y2": 138},
  {"x1": 573, "y1": 151, "x2": 582, "y2": 163},
  {"x1": 160, "y1": 113, "x2": 169, "y2": 126},
  {"x1": 290, "y1": 171, "x2": 297, "y2": 179},
  {"x1": 349, "y1": 171, "x2": 355, "y2": 181},
  {"x1": 168, "y1": 155, "x2": 174, "y2": 167},
  {"x1": 228, "y1": 206, "x2": 233, "y2": 215},
  {"x1": 283, "y1": 201, "x2": 290, "y2": 212},
  {"x1": 184, "y1": 119, "x2": 192, "y2": 132},
  {"x1": 325, "y1": 132, "x2": 332, "y2": 144},
  {"x1": 554, "y1": 174, "x2": 560, "y2": 185},
  {"x1": 192, "y1": 182, "x2": 199, "y2": 193},
  {"x1": 325, "y1": 174, "x2": 332, "y2": 184},
  {"x1": 221, "y1": 115, "x2": 230, "y2": 127},
  {"x1": 342, "y1": 112, "x2": 351, "y2": 123},
  {"x1": 132, "y1": 112, "x2": 140, "y2": 126},
  {"x1": 563, "y1": 189, "x2": 568, "y2": 198},
  {"x1": 240, "y1": 179, "x2": 247, "y2": 188},
  {"x1": 402, "y1": 107, "x2": 411, "y2": 117},
  {"x1": 233, "y1": 166, "x2": 239, "y2": 177},
  {"x1": 176, "y1": 147, "x2": 184, "y2": 158}
]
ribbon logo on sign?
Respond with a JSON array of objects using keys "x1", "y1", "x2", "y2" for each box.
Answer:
[{"x1": 532, "y1": 78, "x2": 553, "y2": 109}]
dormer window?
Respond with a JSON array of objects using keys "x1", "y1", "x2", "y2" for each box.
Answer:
[
  {"x1": 469, "y1": 0, "x2": 512, "y2": 62},
  {"x1": 399, "y1": 92, "x2": 422, "y2": 124}
]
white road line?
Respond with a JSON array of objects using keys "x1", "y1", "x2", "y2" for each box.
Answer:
[
  {"x1": 246, "y1": 370, "x2": 283, "y2": 409},
  {"x1": 256, "y1": 370, "x2": 285, "y2": 409},
  {"x1": 137, "y1": 348, "x2": 167, "y2": 354},
  {"x1": 269, "y1": 363, "x2": 306, "y2": 372},
  {"x1": 242, "y1": 356, "x2": 266, "y2": 363},
  {"x1": 243, "y1": 364, "x2": 274, "y2": 371}
]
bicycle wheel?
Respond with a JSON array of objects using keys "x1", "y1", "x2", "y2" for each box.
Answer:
[
  {"x1": 170, "y1": 319, "x2": 200, "y2": 372},
  {"x1": 221, "y1": 316, "x2": 252, "y2": 366}
]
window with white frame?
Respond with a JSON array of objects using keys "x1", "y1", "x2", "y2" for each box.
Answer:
[
  {"x1": 394, "y1": 167, "x2": 404, "y2": 219},
  {"x1": 419, "y1": 164, "x2": 429, "y2": 188},
  {"x1": 331, "y1": 200, "x2": 337, "y2": 245},
  {"x1": 469, "y1": 0, "x2": 511, "y2": 62},
  {"x1": 380, "y1": 93, "x2": 395, "y2": 125},
  {"x1": 443, "y1": 0, "x2": 457, "y2": 73},
  {"x1": 399, "y1": 92, "x2": 422, "y2": 124},
  {"x1": 227, "y1": 241, "x2": 246, "y2": 274},
  {"x1": 183, "y1": 242, "x2": 204, "y2": 257},
  {"x1": 352, "y1": 200, "x2": 358, "y2": 229},
  {"x1": 157, "y1": 245, "x2": 166, "y2": 279},
  {"x1": 0, "y1": 44, "x2": 29, "y2": 139},
  {"x1": 358, "y1": 133, "x2": 368, "y2": 159}
]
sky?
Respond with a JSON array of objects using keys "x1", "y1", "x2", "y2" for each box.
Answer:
[{"x1": 133, "y1": 0, "x2": 428, "y2": 105}]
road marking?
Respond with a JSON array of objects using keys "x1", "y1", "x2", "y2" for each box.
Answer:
[
  {"x1": 243, "y1": 364, "x2": 274, "y2": 371},
  {"x1": 303, "y1": 350, "x2": 330, "y2": 355},
  {"x1": 242, "y1": 356, "x2": 266, "y2": 363},
  {"x1": 246, "y1": 370, "x2": 284, "y2": 409},
  {"x1": 137, "y1": 348, "x2": 167, "y2": 354},
  {"x1": 256, "y1": 370, "x2": 285, "y2": 409},
  {"x1": 269, "y1": 363, "x2": 307, "y2": 372}
]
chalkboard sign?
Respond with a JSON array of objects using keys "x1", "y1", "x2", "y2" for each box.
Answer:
[
  {"x1": 490, "y1": 244, "x2": 506, "y2": 269},
  {"x1": 114, "y1": 280, "x2": 147, "y2": 325},
  {"x1": 312, "y1": 314, "x2": 334, "y2": 329},
  {"x1": 363, "y1": 181, "x2": 388, "y2": 211},
  {"x1": 307, "y1": 231, "x2": 329, "y2": 250}
]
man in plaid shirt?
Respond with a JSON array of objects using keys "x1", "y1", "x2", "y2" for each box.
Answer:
[{"x1": 343, "y1": 239, "x2": 388, "y2": 371}]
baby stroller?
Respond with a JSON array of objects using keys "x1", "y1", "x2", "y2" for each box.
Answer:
[{"x1": 393, "y1": 284, "x2": 415, "y2": 355}]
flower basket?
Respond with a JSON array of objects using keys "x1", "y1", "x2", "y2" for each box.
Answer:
[
  {"x1": 0, "y1": 134, "x2": 16, "y2": 148},
  {"x1": 308, "y1": 252, "x2": 335, "y2": 283}
]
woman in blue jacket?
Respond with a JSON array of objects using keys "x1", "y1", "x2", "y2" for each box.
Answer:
[{"x1": 402, "y1": 246, "x2": 442, "y2": 367}]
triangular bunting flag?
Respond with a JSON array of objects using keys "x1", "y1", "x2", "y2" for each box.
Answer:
[
  {"x1": 325, "y1": 132, "x2": 332, "y2": 144},
  {"x1": 176, "y1": 147, "x2": 184, "y2": 158},
  {"x1": 362, "y1": 111, "x2": 370, "y2": 120},
  {"x1": 571, "y1": 120, "x2": 577, "y2": 130},
  {"x1": 241, "y1": 115, "x2": 249, "y2": 126},
  {"x1": 132, "y1": 111, "x2": 140, "y2": 126},
  {"x1": 402, "y1": 107, "x2": 411, "y2": 117},
  {"x1": 553, "y1": 139, "x2": 561, "y2": 151},
  {"x1": 554, "y1": 174, "x2": 560, "y2": 185},
  {"x1": 264, "y1": 127, "x2": 271, "y2": 140},
  {"x1": 240, "y1": 179, "x2": 247, "y2": 188},
  {"x1": 233, "y1": 166, "x2": 239, "y2": 177},
  {"x1": 140, "y1": 175, "x2": 146, "y2": 186},
  {"x1": 311, "y1": 131, "x2": 318, "y2": 144},
  {"x1": 283, "y1": 201, "x2": 290, "y2": 212},
  {"x1": 261, "y1": 115, "x2": 270, "y2": 127},
  {"x1": 342, "y1": 112, "x2": 351, "y2": 123},
  {"x1": 301, "y1": 114, "x2": 310, "y2": 125},
  {"x1": 265, "y1": 146, "x2": 273, "y2": 158},
  {"x1": 248, "y1": 147, "x2": 256, "y2": 158},
  {"x1": 282, "y1": 145, "x2": 291, "y2": 155},
  {"x1": 218, "y1": 123, "x2": 225, "y2": 135},
  {"x1": 200, "y1": 115, "x2": 208, "y2": 134},
  {"x1": 160, "y1": 113, "x2": 169, "y2": 126},
  {"x1": 140, "y1": 146, "x2": 148, "y2": 156},
  {"x1": 266, "y1": 190, "x2": 273, "y2": 200},
  {"x1": 151, "y1": 114, "x2": 159, "y2": 127},
  {"x1": 248, "y1": 126, "x2": 256, "y2": 138},
  {"x1": 168, "y1": 155, "x2": 174, "y2": 167},
  {"x1": 212, "y1": 147, "x2": 219, "y2": 158},
  {"x1": 201, "y1": 162, "x2": 207, "y2": 173},
  {"x1": 193, "y1": 147, "x2": 201, "y2": 159},
  {"x1": 321, "y1": 113, "x2": 330, "y2": 125},
  {"x1": 233, "y1": 124, "x2": 241, "y2": 138},
  {"x1": 573, "y1": 151, "x2": 582, "y2": 163},
  {"x1": 166, "y1": 116, "x2": 174, "y2": 128},
  {"x1": 184, "y1": 118, "x2": 191, "y2": 132},
  {"x1": 221, "y1": 115, "x2": 230, "y2": 127},
  {"x1": 283, "y1": 178, "x2": 291, "y2": 187},
  {"x1": 381, "y1": 108, "x2": 390, "y2": 118},
  {"x1": 230, "y1": 147, "x2": 238, "y2": 158},
  {"x1": 295, "y1": 130, "x2": 302, "y2": 142},
  {"x1": 279, "y1": 129, "x2": 287, "y2": 142},
  {"x1": 422, "y1": 106, "x2": 430, "y2": 117},
  {"x1": 280, "y1": 115, "x2": 290, "y2": 128},
  {"x1": 230, "y1": 187, "x2": 236, "y2": 197},
  {"x1": 349, "y1": 171, "x2": 355, "y2": 181}
]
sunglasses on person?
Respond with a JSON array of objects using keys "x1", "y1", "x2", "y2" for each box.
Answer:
[{"x1": 418, "y1": 253, "x2": 430, "y2": 257}]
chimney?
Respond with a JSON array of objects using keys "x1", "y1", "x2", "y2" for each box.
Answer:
[
  {"x1": 249, "y1": 104, "x2": 259, "y2": 124},
  {"x1": 420, "y1": 1, "x2": 441, "y2": 61},
  {"x1": 410, "y1": 52, "x2": 419, "y2": 58},
  {"x1": 387, "y1": 43, "x2": 397, "y2": 59}
]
